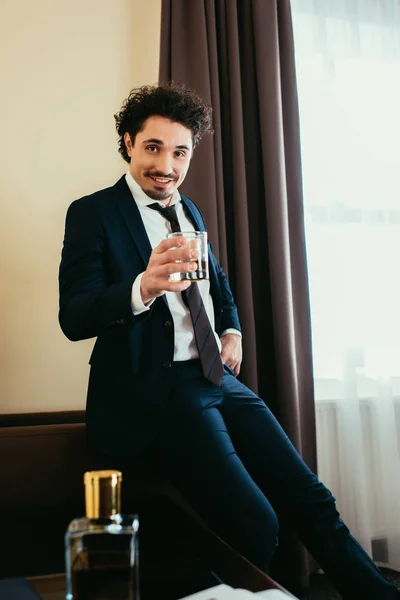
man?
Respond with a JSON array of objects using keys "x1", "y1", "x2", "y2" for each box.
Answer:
[{"x1": 59, "y1": 83, "x2": 399, "y2": 599}]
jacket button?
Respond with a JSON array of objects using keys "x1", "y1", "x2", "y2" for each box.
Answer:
[
  {"x1": 164, "y1": 320, "x2": 173, "y2": 328},
  {"x1": 162, "y1": 361, "x2": 172, "y2": 368}
]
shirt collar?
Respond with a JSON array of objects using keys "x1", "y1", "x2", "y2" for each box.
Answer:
[{"x1": 125, "y1": 171, "x2": 181, "y2": 208}]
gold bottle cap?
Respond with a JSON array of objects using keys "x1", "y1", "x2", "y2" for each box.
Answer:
[{"x1": 83, "y1": 470, "x2": 122, "y2": 519}]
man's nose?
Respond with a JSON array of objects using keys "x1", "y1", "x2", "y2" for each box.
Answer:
[{"x1": 155, "y1": 154, "x2": 173, "y2": 176}]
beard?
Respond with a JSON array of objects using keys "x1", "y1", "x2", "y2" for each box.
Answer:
[
  {"x1": 142, "y1": 171, "x2": 178, "y2": 201},
  {"x1": 143, "y1": 188, "x2": 174, "y2": 201}
]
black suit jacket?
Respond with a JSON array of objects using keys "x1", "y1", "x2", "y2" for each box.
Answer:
[{"x1": 59, "y1": 176, "x2": 241, "y2": 457}]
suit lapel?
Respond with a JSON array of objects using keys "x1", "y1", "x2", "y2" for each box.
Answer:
[
  {"x1": 180, "y1": 196, "x2": 204, "y2": 230},
  {"x1": 181, "y1": 196, "x2": 221, "y2": 306},
  {"x1": 112, "y1": 176, "x2": 153, "y2": 267}
]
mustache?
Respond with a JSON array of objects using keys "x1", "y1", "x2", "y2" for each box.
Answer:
[{"x1": 145, "y1": 170, "x2": 178, "y2": 181}]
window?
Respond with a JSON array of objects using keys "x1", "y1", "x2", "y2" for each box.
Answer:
[{"x1": 292, "y1": 0, "x2": 400, "y2": 568}]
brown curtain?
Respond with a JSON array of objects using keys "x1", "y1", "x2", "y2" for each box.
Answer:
[{"x1": 159, "y1": 0, "x2": 316, "y2": 592}]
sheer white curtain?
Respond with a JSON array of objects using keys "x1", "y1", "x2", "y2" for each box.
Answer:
[{"x1": 291, "y1": 0, "x2": 400, "y2": 570}]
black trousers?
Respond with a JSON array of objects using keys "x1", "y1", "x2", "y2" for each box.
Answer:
[{"x1": 154, "y1": 360, "x2": 399, "y2": 600}]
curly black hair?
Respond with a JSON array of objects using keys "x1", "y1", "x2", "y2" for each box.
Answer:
[{"x1": 114, "y1": 82, "x2": 214, "y2": 163}]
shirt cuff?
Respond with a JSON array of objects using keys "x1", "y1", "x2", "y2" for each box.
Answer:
[
  {"x1": 131, "y1": 273, "x2": 155, "y2": 315},
  {"x1": 220, "y1": 328, "x2": 242, "y2": 338}
]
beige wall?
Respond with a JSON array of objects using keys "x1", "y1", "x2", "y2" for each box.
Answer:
[{"x1": 0, "y1": 0, "x2": 161, "y2": 413}]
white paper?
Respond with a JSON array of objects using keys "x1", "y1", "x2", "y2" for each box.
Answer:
[{"x1": 178, "y1": 584, "x2": 293, "y2": 600}]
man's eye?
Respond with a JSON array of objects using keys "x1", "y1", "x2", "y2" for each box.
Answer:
[
  {"x1": 147, "y1": 145, "x2": 158, "y2": 152},
  {"x1": 175, "y1": 151, "x2": 186, "y2": 158}
]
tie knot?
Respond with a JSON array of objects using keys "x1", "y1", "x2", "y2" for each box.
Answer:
[{"x1": 149, "y1": 203, "x2": 181, "y2": 233}]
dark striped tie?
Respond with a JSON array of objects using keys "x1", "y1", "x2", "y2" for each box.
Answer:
[{"x1": 149, "y1": 203, "x2": 224, "y2": 386}]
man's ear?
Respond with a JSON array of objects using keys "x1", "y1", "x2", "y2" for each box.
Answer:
[{"x1": 124, "y1": 132, "x2": 133, "y2": 157}]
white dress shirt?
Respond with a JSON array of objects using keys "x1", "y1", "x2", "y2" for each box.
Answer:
[{"x1": 126, "y1": 172, "x2": 241, "y2": 362}]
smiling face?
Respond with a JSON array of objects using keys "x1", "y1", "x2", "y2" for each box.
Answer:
[{"x1": 124, "y1": 116, "x2": 193, "y2": 203}]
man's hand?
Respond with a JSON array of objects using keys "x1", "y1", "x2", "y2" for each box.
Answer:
[
  {"x1": 141, "y1": 237, "x2": 198, "y2": 304},
  {"x1": 220, "y1": 333, "x2": 242, "y2": 376}
]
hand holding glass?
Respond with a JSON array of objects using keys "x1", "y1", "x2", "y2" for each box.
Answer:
[{"x1": 167, "y1": 231, "x2": 209, "y2": 282}]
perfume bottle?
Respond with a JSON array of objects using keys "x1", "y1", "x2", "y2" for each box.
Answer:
[{"x1": 65, "y1": 470, "x2": 139, "y2": 600}]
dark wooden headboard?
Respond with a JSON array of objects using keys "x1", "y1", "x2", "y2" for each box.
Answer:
[{"x1": 0, "y1": 411, "x2": 87, "y2": 578}]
